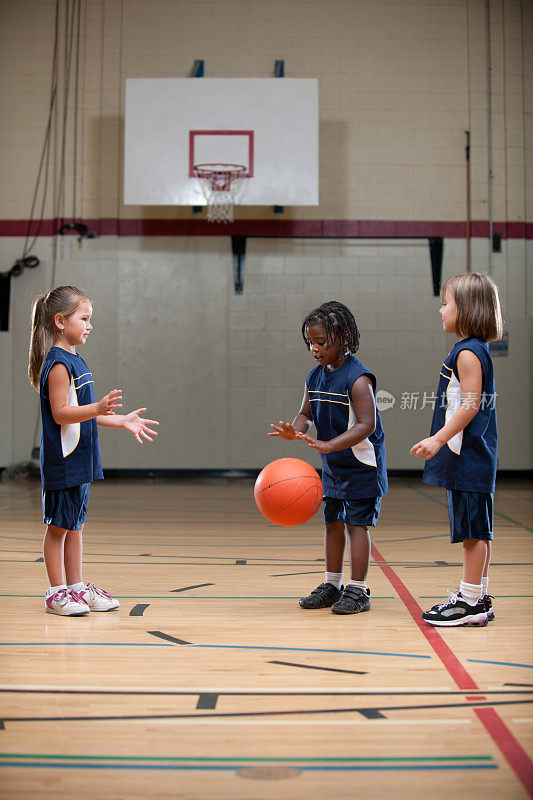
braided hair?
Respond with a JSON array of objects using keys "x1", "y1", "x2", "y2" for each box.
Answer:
[{"x1": 301, "y1": 300, "x2": 360, "y2": 354}]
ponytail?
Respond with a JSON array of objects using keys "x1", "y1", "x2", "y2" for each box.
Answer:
[
  {"x1": 28, "y1": 295, "x2": 50, "y2": 390},
  {"x1": 27, "y1": 286, "x2": 91, "y2": 390}
]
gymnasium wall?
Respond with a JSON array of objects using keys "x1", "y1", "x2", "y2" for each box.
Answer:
[{"x1": 0, "y1": 0, "x2": 531, "y2": 472}]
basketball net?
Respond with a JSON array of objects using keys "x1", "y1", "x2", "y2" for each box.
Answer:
[{"x1": 194, "y1": 163, "x2": 246, "y2": 223}]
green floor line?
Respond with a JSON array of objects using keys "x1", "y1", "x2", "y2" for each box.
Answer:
[
  {"x1": 0, "y1": 753, "x2": 494, "y2": 764},
  {"x1": 420, "y1": 595, "x2": 533, "y2": 599},
  {"x1": 0, "y1": 594, "x2": 396, "y2": 600},
  {"x1": 493, "y1": 510, "x2": 533, "y2": 533},
  {"x1": 2, "y1": 593, "x2": 531, "y2": 599}
]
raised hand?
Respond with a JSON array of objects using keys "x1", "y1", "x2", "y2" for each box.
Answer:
[
  {"x1": 97, "y1": 389, "x2": 122, "y2": 415},
  {"x1": 268, "y1": 421, "x2": 298, "y2": 441},
  {"x1": 123, "y1": 408, "x2": 159, "y2": 444}
]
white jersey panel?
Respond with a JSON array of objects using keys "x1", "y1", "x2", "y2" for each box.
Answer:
[
  {"x1": 61, "y1": 377, "x2": 80, "y2": 457},
  {"x1": 445, "y1": 372, "x2": 463, "y2": 455},
  {"x1": 348, "y1": 401, "x2": 377, "y2": 467}
]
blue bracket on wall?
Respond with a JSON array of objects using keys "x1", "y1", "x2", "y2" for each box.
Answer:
[
  {"x1": 191, "y1": 61, "x2": 205, "y2": 212},
  {"x1": 191, "y1": 60, "x2": 204, "y2": 77},
  {"x1": 429, "y1": 237, "x2": 443, "y2": 296}
]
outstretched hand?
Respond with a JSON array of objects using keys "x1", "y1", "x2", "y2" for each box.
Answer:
[
  {"x1": 123, "y1": 408, "x2": 159, "y2": 444},
  {"x1": 268, "y1": 421, "x2": 298, "y2": 441},
  {"x1": 295, "y1": 431, "x2": 332, "y2": 454},
  {"x1": 268, "y1": 423, "x2": 332, "y2": 454}
]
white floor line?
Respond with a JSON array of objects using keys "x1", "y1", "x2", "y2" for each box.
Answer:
[
  {"x1": 488, "y1": 686, "x2": 532, "y2": 691},
  {"x1": 67, "y1": 718, "x2": 473, "y2": 726},
  {"x1": 0, "y1": 684, "x2": 455, "y2": 693}
]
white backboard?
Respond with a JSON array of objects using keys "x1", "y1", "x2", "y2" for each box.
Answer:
[{"x1": 124, "y1": 78, "x2": 319, "y2": 206}]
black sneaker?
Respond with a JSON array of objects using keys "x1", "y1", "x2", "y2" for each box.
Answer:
[
  {"x1": 421, "y1": 592, "x2": 488, "y2": 627},
  {"x1": 482, "y1": 594, "x2": 495, "y2": 621},
  {"x1": 299, "y1": 582, "x2": 342, "y2": 609},
  {"x1": 331, "y1": 585, "x2": 371, "y2": 615}
]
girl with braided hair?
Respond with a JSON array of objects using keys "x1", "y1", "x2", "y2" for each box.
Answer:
[{"x1": 269, "y1": 300, "x2": 388, "y2": 615}]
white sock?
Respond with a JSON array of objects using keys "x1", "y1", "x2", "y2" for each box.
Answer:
[
  {"x1": 325, "y1": 572, "x2": 343, "y2": 590},
  {"x1": 47, "y1": 583, "x2": 66, "y2": 595},
  {"x1": 460, "y1": 580, "x2": 482, "y2": 606},
  {"x1": 481, "y1": 577, "x2": 489, "y2": 595},
  {"x1": 347, "y1": 579, "x2": 368, "y2": 591},
  {"x1": 68, "y1": 581, "x2": 85, "y2": 592}
]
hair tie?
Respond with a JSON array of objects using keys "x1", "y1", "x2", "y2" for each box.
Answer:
[{"x1": 44, "y1": 292, "x2": 51, "y2": 303}]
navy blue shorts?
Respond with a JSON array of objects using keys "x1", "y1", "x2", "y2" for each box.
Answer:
[
  {"x1": 42, "y1": 483, "x2": 90, "y2": 531},
  {"x1": 446, "y1": 489, "x2": 494, "y2": 543},
  {"x1": 323, "y1": 496, "x2": 382, "y2": 527}
]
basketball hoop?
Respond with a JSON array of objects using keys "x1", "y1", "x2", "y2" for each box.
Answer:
[{"x1": 194, "y1": 163, "x2": 247, "y2": 223}]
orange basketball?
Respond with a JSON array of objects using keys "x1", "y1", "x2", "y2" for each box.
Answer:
[{"x1": 254, "y1": 458, "x2": 323, "y2": 527}]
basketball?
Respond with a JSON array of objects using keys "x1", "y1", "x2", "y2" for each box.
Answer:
[{"x1": 254, "y1": 458, "x2": 323, "y2": 527}]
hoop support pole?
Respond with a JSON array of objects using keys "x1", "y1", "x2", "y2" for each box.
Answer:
[
  {"x1": 231, "y1": 235, "x2": 246, "y2": 294},
  {"x1": 191, "y1": 59, "x2": 204, "y2": 211},
  {"x1": 429, "y1": 237, "x2": 443, "y2": 297},
  {"x1": 273, "y1": 61, "x2": 285, "y2": 212}
]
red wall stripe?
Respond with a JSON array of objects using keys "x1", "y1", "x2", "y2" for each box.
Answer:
[{"x1": 0, "y1": 219, "x2": 532, "y2": 238}]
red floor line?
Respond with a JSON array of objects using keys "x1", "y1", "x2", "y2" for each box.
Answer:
[{"x1": 371, "y1": 543, "x2": 533, "y2": 797}]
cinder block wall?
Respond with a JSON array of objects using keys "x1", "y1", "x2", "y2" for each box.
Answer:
[{"x1": 1, "y1": 0, "x2": 531, "y2": 470}]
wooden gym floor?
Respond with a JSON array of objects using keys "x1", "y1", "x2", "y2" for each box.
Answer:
[{"x1": 0, "y1": 476, "x2": 532, "y2": 799}]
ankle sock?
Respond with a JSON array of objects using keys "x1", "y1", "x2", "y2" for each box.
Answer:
[
  {"x1": 481, "y1": 576, "x2": 489, "y2": 596},
  {"x1": 68, "y1": 582, "x2": 85, "y2": 592},
  {"x1": 460, "y1": 580, "x2": 483, "y2": 605},
  {"x1": 347, "y1": 579, "x2": 368, "y2": 590},
  {"x1": 325, "y1": 572, "x2": 343, "y2": 590},
  {"x1": 47, "y1": 584, "x2": 66, "y2": 595}
]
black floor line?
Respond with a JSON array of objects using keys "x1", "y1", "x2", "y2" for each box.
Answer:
[
  {"x1": 129, "y1": 604, "x2": 150, "y2": 617},
  {"x1": 147, "y1": 630, "x2": 193, "y2": 645},
  {"x1": 170, "y1": 583, "x2": 215, "y2": 593},
  {"x1": 504, "y1": 683, "x2": 533, "y2": 688},
  {"x1": 3, "y1": 557, "x2": 528, "y2": 568},
  {"x1": 272, "y1": 570, "x2": 323, "y2": 577},
  {"x1": 270, "y1": 660, "x2": 367, "y2": 675},
  {"x1": 357, "y1": 698, "x2": 533, "y2": 720},
  {"x1": 196, "y1": 693, "x2": 218, "y2": 709},
  {"x1": 1, "y1": 698, "x2": 531, "y2": 727}
]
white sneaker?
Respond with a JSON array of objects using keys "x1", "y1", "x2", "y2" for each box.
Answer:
[
  {"x1": 45, "y1": 587, "x2": 90, "y2": 616},
  {"x1": 78, "y1": 583, "x2": 120, "y2": 612}
]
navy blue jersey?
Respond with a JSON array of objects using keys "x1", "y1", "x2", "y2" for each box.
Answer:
[
  {"x1": 39, "y1": 347, "x2": 103, "y2": 490},
  {"x1": 306, "y1": 355, "x2": 388, "y2": 499},
  {"x1": 423, "y1": 337, "x2": 497, "y2": 493}
]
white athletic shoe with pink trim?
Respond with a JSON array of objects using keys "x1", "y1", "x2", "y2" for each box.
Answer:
[
  {"x1": 45, "y1": 587, "x2": 90, "y2": 616},
  {"x1": 78, "y1": 583, "x2": 120, "y2": 612}
]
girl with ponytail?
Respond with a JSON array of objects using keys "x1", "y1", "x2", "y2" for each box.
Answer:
[{"x1": 28, "y1": 286, "x2": 159, "y2": 616}]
